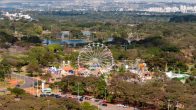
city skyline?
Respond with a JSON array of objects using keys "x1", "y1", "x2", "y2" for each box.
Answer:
[
  {"x1": 0, "y1": 0, "x2": 196, "y2": 3},
  {"x1": 1, "y1": 0, "x2": 196, "y2": 13}
]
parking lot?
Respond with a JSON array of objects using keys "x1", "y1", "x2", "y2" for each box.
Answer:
[{"x1": 64, "y1": 94, "x2": 135, "y2": 110}]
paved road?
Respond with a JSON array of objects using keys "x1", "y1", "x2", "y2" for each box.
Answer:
[
  {"x1": 11, "y1": 73, "x2": 37, "y2": 88},
  {"x1": 11, "y1": 73, "x2": 136, "y2": 110},
  {"x1": 65, "y1": 94, "x2": 134, "y2": 110},
  {"x1": 87, "y1": 100, "x2": 134, "y2": 110}
]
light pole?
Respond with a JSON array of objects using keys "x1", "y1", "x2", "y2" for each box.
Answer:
[
  {"x1": 47, "y1": 100, "x2": 50, "y2": 110},
  {"x1": 176, "y1": 101, "x2": 179, "y2": 110},
  {"x1": 77, "y1": 82, "x2": 79, "y2": 101},
  {"x1": 36, "y1": 79, "x2": 39, "y2": 97},
  {"x1": 55, "y1": 85, "x2": 59, "y2": 94},
  {"x1": 168, "y1": 99, "x2": 171, "y2": 110},
  {"x1": 32, "y1": 80, "x2": 35, "y2": 95},
  {"x1": 97, "y1": 104, "x2": 99, "y2": 110},
  {"x1": 24, "y1": 75, "x2": 25, "y2": 85},
  {"x1": 104, "y1": 87, "x2": 107, "y2": 101}
]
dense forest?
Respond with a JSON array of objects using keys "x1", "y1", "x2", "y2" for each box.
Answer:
[
  {"x1": 170, "y1": 15, "x2": 196, "y2": 22},
  {"x1": 0, "y1": 12, "x2": 196, "y2": 73}
]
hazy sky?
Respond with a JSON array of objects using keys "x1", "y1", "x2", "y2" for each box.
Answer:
[{"x1": 0, "y1": 0, "x2": 195, "y2": 3}]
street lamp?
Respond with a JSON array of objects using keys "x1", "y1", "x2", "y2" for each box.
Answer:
[
  {"x1": 32, "y1": 79, "x2": 34, "y2": 95},
  {"x1": 55, "y1": 85, "x2": 58, "y2": 94},
  {"x1": 104, "y1": 87, "x2": 107, "y2": 101},
  {"x1": 176, "y1": 101, "x2": 179, "y2": 110},
  {"x1": 47, "y1": 100, "x2": 50, "y2": 110},
  {"x1": 168, "y1": 99, "x2": 171, "y2": 110},
  {"x1": 77, "y1": 82, "x2": 79, "y2": 101},
  {"x1": 36, "y1": 79, "x2": 39, "y2": 97}
]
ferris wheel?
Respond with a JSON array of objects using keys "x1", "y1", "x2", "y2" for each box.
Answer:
[{"x1": 78, "y1": 43, "x2": 114, "y2": 74}]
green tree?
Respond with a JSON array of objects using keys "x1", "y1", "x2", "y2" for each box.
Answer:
[
  {"x1": 94, "y1": 77, "x2": 107, "y2": 99},
  {"x1": 21, "y1": 36, "x2": 42, "y2": 43},
  {"x1": 0, "y1": 62, "x2": 11, "y2": 81},
  {"x1": 81, "y1": 102, "x2": 98, "y2": 110},
  {"x1": 26, "y1": 61, "x2": 42, "y2": 76},
  {"x1": 34, "y1": 25, "x2": 43, "y2": 35},
  {"x1": 28, "y1": 46, "x2": 50, "y2": 66},
  {"x1": 71, "y1": 30, "x2": 83, "y2": 39},
  {"x1": 47, "y1": 44, "x2": 63, "y2": 53},
  {"x1": 71, "y1": 82, "x2": 85, "y2": 95},
  {"x1": 10, "y1": 87, "x2": 25, "y2": 98}
]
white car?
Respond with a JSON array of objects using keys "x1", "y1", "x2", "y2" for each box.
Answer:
[
  {"x1": 123, "y1": 105, "x2": 129, "y2": 108},
  {"x1": 116, "y1": 104, "x2": 124, "y2": 107}
]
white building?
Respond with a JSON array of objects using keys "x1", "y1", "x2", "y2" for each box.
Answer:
[
  {"x1": 145, "y1": 5, "x2": 196, "y2": 13},
  {"x1": 2, "y1": 12, "x2": 32, "y2": 21},
  {"x1": 82, "y1": 30, "x2": 91, "y2": 37},
  {"x1": 61, "y1": 31, "x2": 70, "y2": 40}
]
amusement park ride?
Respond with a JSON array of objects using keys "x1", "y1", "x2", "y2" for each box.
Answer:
[
  {"x1": 48, "y1": 43, "x2": 114, "y2": 78},
  {"x1": 41, "y1": 43, "x2": 193, "y2": 95},
  {"x1": 129, "y1": 58, "x2": 154, "y2": 82},
  {"x1": 78, "y1": 43, "x2": 114, "y2": 76},
  {"x1": 48, "y1": 43, "x2": 155, "y2": 83}
]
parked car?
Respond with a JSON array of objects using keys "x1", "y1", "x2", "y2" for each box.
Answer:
[
  {"x1": 84, "y1": 96, "x2": 91, "y2": 100},
  {"x1": 40, "y1": 94, "x2": 47, "y2": 97},
  {"x1": 123, "y1": 105, "x2": 129, "y2": 108},
  {"x1": 117, "y1": 104, "x2": 124, "y2": 107},
  {"x1": 16, "y1": 84, "x2": 20, "y2": 88},
  {"x1": 99, "y1": 100, "x2": 107, "y2": 106},
  {"x1": 68, "y1": 96, "x2": 72, "y2": 99},
  {"x1": 49, "y1": 94, "x2": 55, "y2": 97},
  {"x1": 54, "y1": 94, "x2": 61, "y2": 98},
  {"x1": 116, "y1": 104, "x2": 128, "y2": 108},
  {"x1": 102, "y1": 103, "x2": 107, "y2": 106},
  {"x1": 95, "y1": 99, "x2": 100, "y2": 102},
  {"x1": 79, "y1": 96, "x2": 84, "y2": 101},
  {"x1": 79, "y1": 97, "x2": 83, "y2": 101}
]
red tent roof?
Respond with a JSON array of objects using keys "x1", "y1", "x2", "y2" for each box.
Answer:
[{"x1": 64, "y1": 66, "x2": 73, "y2": 71}]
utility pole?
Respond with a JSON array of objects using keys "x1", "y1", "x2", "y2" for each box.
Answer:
[
  {"x1": 16, "y1": 74, "x2": 18, "y2": 85},
  {"x1": 67, "y1": 79, "x2": 69, "y2": 91},
  {"x1": 47, "y1": 100, "x2": 50, "y2": 110},
  {"x1": 176, "y1": 101, "x2": 179, "y2": 110},
  {"x1": 55, "y1": 85, "x2": 59, "y2": 94},
  {"x1": 36, "y1": 79, "x2": 39, "y2": 97},
  {"x1": 77, "y1": 82, "x2": 79, "y2": 101},
  {"x1": 33, "y1": 80, "x2": 35, "y2": 95},
  {"x1": 165, "y1": 63, "x2": 168, "y2": 72},
  {"x1": 104, "y1": 87, "x2": 107, "y2": 100},
  {"x1": 24, "y1": 75, "x2": 25, "y2": 85},
  {"x1": 168, "y1": 99, "x2": 171, "y2": 110}
]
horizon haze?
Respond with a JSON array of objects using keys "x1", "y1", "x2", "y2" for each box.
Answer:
[{"x1": 0, "y1": 0, "x2": 196, "y2": 3}]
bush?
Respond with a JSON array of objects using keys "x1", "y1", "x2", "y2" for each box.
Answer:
[
  {"x1": 10, "y1": 87, "x2": 25, "y2": 97},
  {"x1": 21, "y1": 36, "x2": 42, "y2": 43},
  {"x1": 161, "y1": 45, "x2": 179, "y2": 52},
  {"x1": 81, "y1": 102, "x2": 98, "y2": 110}
]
